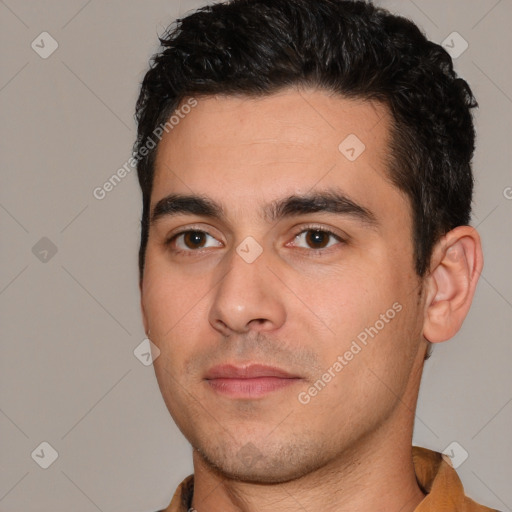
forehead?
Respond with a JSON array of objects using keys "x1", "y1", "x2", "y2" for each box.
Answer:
[{"x1": 151, "y1": 87, "x2": 406, "y2": 223}]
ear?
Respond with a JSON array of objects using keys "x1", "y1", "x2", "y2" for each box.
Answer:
[{"x1": 423, "y1": 225, "x2": 483, "y2": 343}]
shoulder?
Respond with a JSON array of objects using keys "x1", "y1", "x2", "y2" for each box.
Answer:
[{"x1": 412, "y1": 446, "x2": 499, "y2": 512}]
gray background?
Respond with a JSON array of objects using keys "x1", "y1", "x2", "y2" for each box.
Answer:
[{"x1": 1, "y1": 0, "x2": 511, "y2": 511}]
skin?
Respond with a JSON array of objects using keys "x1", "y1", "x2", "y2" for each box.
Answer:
[{"x1": 140, "y1": 87, "x2": 483, "y2": 512}]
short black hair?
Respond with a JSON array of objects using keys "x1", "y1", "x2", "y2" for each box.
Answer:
[{"x1": 134, "y1": 0, "x2": 477, "y2": 285}]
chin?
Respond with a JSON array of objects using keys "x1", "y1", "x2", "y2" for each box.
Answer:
[
  {"x1": 207, "y1": 459, "x2": 310, "y2": 484},
  {"x1": 195, "y1": 440, "x2": 326, "y2": 484}
]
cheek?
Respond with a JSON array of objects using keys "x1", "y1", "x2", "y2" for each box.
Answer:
[
  {"x1": 285, "y1": 255, "x2": 395, "y2": 339},
  {"x1": 296, "y1": 296, "x2": 422, "y2": 433},
  {"x1": 142, "y1": 242, "x2": 207, "y2": 313},
  {"x1": 142, "y1": 251, "x2": 221, "y2": 371},
  {"x1": 290, "y1": 252, "x2": 419, "y2": 378}
]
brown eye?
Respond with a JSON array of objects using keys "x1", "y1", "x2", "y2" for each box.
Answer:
[
  {"x1": 168, "y1": 230, "x2": 223, "y2": 254},
  {"x1": 293, "y1": 229, "x2": 342, "y2": 250},
  {"x1": 305, "y1": 230, "x2": 331, "y2": 249},
  {"x1": 182, "y1": 231, "x2": 208, "y2": 249}
]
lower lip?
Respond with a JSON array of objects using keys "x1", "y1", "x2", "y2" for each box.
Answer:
[{"x1": 205, "y1": 377, "x2": 301, "y2": 398}]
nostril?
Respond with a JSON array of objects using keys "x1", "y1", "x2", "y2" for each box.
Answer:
[
  {"x1": 212, "y1": 319, "x2": 232, "y2": 337},
  {"x1": 249, "y1": 318, "x2": 269, "y2": 330}
]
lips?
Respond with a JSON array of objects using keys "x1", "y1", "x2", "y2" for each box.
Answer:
[
  {"x1": 204, "y1": 363, "x2": 299, "y2": 380},
  {"x1": 204, "y1": 363, "x2": 302, "y2": 398}
]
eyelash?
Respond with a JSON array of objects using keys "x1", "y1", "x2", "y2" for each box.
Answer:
[{"x1": 164, "y1": 224, "x2": 346, "y2": 257}]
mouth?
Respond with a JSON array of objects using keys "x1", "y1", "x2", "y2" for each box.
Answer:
[{"x1": 204, "y1": 363, "x2": 303, "y2": 399}]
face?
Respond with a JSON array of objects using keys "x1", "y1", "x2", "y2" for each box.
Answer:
[{"x1": 141, "y1": 87, "x2": 427, "y2": 483}]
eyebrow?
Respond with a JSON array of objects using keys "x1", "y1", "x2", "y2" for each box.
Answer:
[{"x1": 150, "y1": 188, "x2": 378, "y2": 228}]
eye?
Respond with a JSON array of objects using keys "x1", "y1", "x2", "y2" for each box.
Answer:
[
  {"x1": 290, "y1": 228, "x2": 344, "y2": 250},
  {"x1": 165, "y1": 226, "x2": 345, "y2": 257},
  {"x1": 167, "y1": 230, "x2": 222, "y2": 253}
]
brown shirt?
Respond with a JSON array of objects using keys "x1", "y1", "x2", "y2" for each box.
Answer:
[{"x1": 158, "y1": 446, "x2": 498, "y2": 511}]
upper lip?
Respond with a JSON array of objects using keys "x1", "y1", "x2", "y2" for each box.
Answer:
[{"x1": 204, "y1": 364, "x2": 300, "y2": 379}]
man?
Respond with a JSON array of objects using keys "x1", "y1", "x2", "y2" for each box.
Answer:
[{"x1": 134, "y1": 0, "x2": 496, "y2": 510}]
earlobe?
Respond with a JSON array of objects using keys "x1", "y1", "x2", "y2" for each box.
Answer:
[{"x1": 423, "y1": 226, "x2": 483, "y2": 343}]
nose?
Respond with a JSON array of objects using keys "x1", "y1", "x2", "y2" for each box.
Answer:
[{"x1": 208, "y1": 246, "x2": 286, "y2": 336}]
